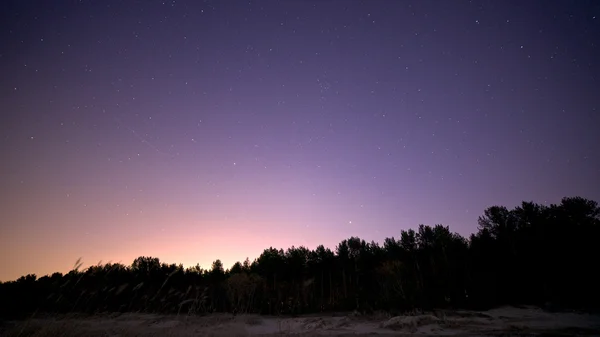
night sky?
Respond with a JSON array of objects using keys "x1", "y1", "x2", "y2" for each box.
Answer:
[{"x1": 1, "y1": 1, "x2": 599, "y2": 282}]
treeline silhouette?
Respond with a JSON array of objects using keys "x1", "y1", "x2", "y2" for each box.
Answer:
[{"x1": 1, "y1": 196, "x2": 598, "y2": 319}]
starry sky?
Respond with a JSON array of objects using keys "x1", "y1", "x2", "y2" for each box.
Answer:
[{"x1": 1, "y1": 0, "x2": 599, "y2": 282}]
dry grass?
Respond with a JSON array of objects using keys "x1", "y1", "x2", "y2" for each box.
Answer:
[{"x1": 5, "y1": 259, "x2": 600, "y2": 336}]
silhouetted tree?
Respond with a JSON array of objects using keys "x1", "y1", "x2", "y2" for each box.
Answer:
[{"x1": 1, "y1": 196, "x2": 598, "y2": 317}]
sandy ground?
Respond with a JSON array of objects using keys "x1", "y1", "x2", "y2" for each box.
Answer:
[{"x1": 2, "y1": 306, "x2": 599, "y2": 336}]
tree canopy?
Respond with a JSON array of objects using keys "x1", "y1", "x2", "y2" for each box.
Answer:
[{"x1": 1, "y1": 196, "x2": 598, "y2": 318}]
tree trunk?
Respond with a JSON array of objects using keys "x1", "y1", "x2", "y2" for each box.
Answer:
[
  {"x1": 320, "y1": 269, "x2": 324, "y2": 309},
  {"x1": 329, "y1": 270, "x2": 334, "y2": 306},
  {"x1": 342, "y1": 268, "x2": 347, "y2": 299}
]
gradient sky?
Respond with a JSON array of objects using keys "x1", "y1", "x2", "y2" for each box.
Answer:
[{"x1": 1, "y1": 0, "x2": 599, "y2": 282}]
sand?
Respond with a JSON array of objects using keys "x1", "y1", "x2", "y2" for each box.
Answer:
[{"x1": 2, "y1": 306, "x2": 599, "y2": 336}]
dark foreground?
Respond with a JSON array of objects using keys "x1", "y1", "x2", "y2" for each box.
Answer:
[{"x1": 2, "y1": 306, "x2": 599, "y2": 336}]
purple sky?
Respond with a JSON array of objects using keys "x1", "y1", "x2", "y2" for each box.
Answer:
[{"x1": 1, "y1": 0, "x2": 599, "y2": 282}]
